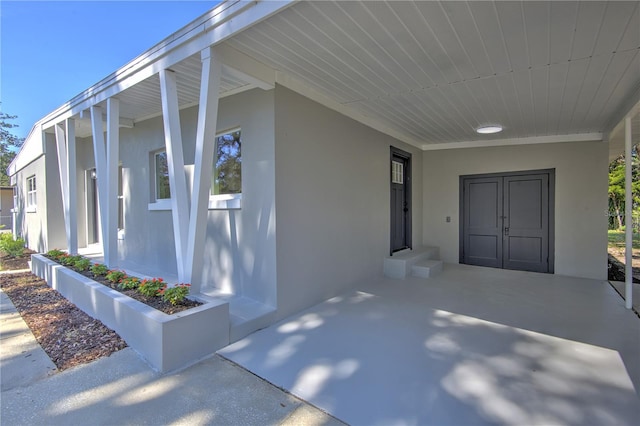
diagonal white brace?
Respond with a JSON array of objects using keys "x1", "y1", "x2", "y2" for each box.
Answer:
[
  {"x1": 90, "y1": 105, "x2": 108, "y2": 255},
  {"x1": 90, "y1": 101, "x2": 120, "y2": 267},
  {"x1": 105, "y1": 98, "x2": 120, "y2": 266},
  {"x1": 185, "y1": 47, "x2": 222, "y2": 292},
  {"x1": 160, "y1": 68, "x2": 190, "y2": 281},
  {"x1": 54, "y1": 119, "x2": 78, "y2": 254}
]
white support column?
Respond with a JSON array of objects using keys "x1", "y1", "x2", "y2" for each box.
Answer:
[
  {"x1": 67, "y1": 119, "x2": 77, "y2": 255},
  {"x1": 624, "y1": 116, "x2": 633, "y2": 309},
  {"x1": 105, "y1": 98, "x2": 120, "y2": 266},
  {"x1": 54, "y1": 119, "x2": 78, "y2": 254},
  {"x1": 90, "y1": 106, "x2": 109, "y2": 263},
  {"x1": 185, "y1": 47, "x2": 222, "y2": 291},
  {"x1": 160, "y1": 69, "x2": 190, "y2": 282}
]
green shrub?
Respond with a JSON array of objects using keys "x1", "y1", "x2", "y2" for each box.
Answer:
[
  {"x1": 46, "y1": 249, "x2": 66, "y2": 259},
  {"x1": 0, "y1": 233, "x2": 25, "y2": 258},
  {"x1": 59, "y1": 254, "x2": 82, "y2": 267},
  {"x1": 138, "y1": 278, "x2": 165, "y2": 297},
  {"x1": 73, "y1": 257, "x2": 92, "y2": 272},
  {"x1": 90, "y1": 263, "x2": 109, "y2": 276},
  {"x1": 105, "y1": 270, "x2": 127, "y2": 284},
  {"x1": 159, "y1": 283, "x2": 191, "y2": 305},
  {"x1": 118, "y1": 277, "x2": 140, "y2": 290}
]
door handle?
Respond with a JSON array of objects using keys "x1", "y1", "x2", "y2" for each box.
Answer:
[{"x1": 504, "y1": 227, "x2": 509, "y2": 236}]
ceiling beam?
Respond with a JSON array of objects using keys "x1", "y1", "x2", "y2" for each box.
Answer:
[{"x1": 421, "y1": 133, "x2": 604, "y2": 151}]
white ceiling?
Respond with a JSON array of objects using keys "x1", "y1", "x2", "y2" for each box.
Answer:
[
  {"x1": 224, "y1": 0, "x2": 639, "y2": 150},
  {"x1": 68, "y1": 1, "x2": 640, "y2": 156}
]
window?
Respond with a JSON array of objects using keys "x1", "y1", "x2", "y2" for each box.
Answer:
[
  {"x1": 154, "y1": 151, "x2": 170, "y2": 200},
  {"x1": 211, "y1": 130, "x2": 241, "y2": 196},
  {"x1": 26, "y1": 175, "x2": 36, "y2": 210},
  {"x1": 392, "y1": 161, "x2": 404, "y2": 184}
]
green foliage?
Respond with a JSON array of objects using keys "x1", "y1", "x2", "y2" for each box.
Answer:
[
  {"x1": 118, "y1": 277, "x2": 141, "y2": 290},
  {"x1": 608, "y1": 146, "x2": 640, "y2": 230},
  {"x1": 73, "y1": 258, "x2": 92, "y2": 272},
  {"x1": 59, "y1": 254, "x2": 82, "y2": 267},
  {"x1": 138, "y1": 278, "x2": 165, "y2": 297},
  {"x1": 608, "y1": 230, "x2": 640, "y2": 249},
  {"x1": 90, "y1": 263, "x2": 109, "y2": 276},
  {"x1": 213, "y1": 130, "x2": 241, "y2": 195},
  {"x1": 105, "y1": 270, "x2": 127, "y2": 284},
  {"x1": 159, "y1": 283, "x2": 191, "y2": 305},
  {"x1": 0, "y1": 233, "x2": 25, "y2": 257},
  {"x1": 46, "y1": 249, "x2": 65, "y2": 259},
  {"x1": 0, "y1": 108, "x2": 24, "y2": 186}
]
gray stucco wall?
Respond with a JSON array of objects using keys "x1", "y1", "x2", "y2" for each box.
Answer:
[
  {"x1": 274, "y1": 85, "x2": 423, "y2": 320},
  {"x1": 44, "y1": 135, "x2": 66, "y2": 251},
  {"x1": 11, "y1": 134, "x2": 65, "y2": 252},
  {"x1": 422, "y1": 141, "x2": 609, "y2": 280},
  {"x1": 73, "y1": 88, "x2": 277, "y2": 306},
  {"x1": 0, "y1": 188, "x2": 13, "y2": 229}
]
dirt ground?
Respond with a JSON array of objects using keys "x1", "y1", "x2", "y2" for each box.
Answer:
[{"x1": 608, "y1": 245, "x2": 640, "y2": 282}]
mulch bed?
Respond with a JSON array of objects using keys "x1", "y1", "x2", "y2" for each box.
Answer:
[
  {"x1": 608, "y1": 253, "x2": 640, "y2": 283},
  {"x1": 0, "y1": 249, "x2": 35, "y2": 271},
  {"x1": 0, "y1": 272, "x2": 127, "y2": 370}
]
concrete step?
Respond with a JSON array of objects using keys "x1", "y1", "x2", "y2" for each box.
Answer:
[
  {"x1": 383, "y1": 246, "x2": 440, "y2": 279},
  {"x1": 411, "y1": 259, "x2": 443, "y2": 278},
  {"x1": 228, "y1": 297, "x2": 276, "y2": 343}
]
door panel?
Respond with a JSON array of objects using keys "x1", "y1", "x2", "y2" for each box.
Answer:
[
  {"x1": 390, "y1": 148, "x2": 412, "y2": 254},
  {"x1": 503, "y1": 174, "x2": 549, "y2": 272},
  {"x1": 463, "y1": 177, "x2": 502, "y2": 268},
  {"x1": 462, "y1": 171, "x2": 551, "y2": 273},
  {"x1": 391, "y1": 183, "x2": 406, "y2": 251}
]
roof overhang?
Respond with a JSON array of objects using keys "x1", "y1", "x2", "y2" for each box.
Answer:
[{"x1": 10, "y1": 1, "x2": 640, "y2": 174}]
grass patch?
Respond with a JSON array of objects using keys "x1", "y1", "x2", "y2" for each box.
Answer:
[{"x1": 608, "y1": 230, "x2": 640, "y2": 249}]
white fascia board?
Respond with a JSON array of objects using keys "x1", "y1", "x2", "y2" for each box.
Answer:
[
  {"x1": 276, "y1": 72, "x2": 423, "y2": 149},
  {"x1": 421, "y1": 133, "x2": 604, "y2": 151},
  {"x1": 8, "y1": 125, "x2": 45, "y2": 176},
  {"x1": 603, "y1": 84, "x2": 640, "y2": 141},
  {"x1": 39, "y1": 0, "x2": 294, "y2": 131}
]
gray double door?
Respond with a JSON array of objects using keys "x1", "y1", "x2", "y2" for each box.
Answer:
[{"x1": 461, "y1": 170, "x2": 553, "y2": 273}]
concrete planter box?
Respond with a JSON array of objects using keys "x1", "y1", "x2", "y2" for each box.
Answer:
[{"x1": 31, "y1": 254, "x2": 230, "y2": 372}]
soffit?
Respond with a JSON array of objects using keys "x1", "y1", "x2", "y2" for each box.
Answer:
[
  {"x1": 72, "y1": 53, "x2": 252, "y2": 138},
  {"x1": 225, "y1": 0, "x2": 640, "y2": 148}
]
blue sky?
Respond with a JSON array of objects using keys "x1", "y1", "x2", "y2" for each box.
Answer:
[{"x1": 1, "y1": 1, "x2": 219, "y2": 139}]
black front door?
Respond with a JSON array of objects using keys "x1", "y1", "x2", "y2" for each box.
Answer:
[
  {"x1": 390, "y1": 147, "x2": 411, "y2": 254},
  {"x1": 461, "y1": 170, "x2": 553, "y2": 273}
]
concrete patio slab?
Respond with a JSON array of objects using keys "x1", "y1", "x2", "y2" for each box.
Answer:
[
  {"x1": 220, "y1": 264, "x2": 640, "y2": 426},
  {"x1": 610, "y1": 280, "x2": 640, "y2": 313},
  {"x1": 1, "y1": 347, "x2": 344, "y2": 426}
]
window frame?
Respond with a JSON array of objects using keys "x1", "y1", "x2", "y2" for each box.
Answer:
[
  {"x1": 26, "y1": 175, "x2": 37, "y2": 212},
  {"x1": 209, "y1": 128, "x2": 242, "y2": 210},
  {"x1": 154, "y1": 149, "x2": 171, "y2": 198}
]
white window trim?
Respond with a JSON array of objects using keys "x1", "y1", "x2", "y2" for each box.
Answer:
[
  {"x1": 148, "y1": 198, "x2": 172, "y2": 211},
  {"x1": 26, "y1": 175, "x2": 37, "y2": 212},
  {"x1": 210, "y1": 128, "x2": 242, "y2": 206},
  {"x1": 209, "y1": 193, "x2": 242, "y2": 210},
  {"x1": 153, "y1": 150, "x2": 170, "y2": 202}
]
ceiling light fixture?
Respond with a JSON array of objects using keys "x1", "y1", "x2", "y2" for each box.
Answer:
[{"x1": 476, "y1": 125, "x2": 503, "y2": 134}]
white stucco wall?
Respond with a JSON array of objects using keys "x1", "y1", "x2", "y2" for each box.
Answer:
[
  {"x1": 422, "y1": 141, "x2": 609, "y2": 280},
  {"x1": 274, "y1": 86, "x2": 423, "y2": 320}
]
